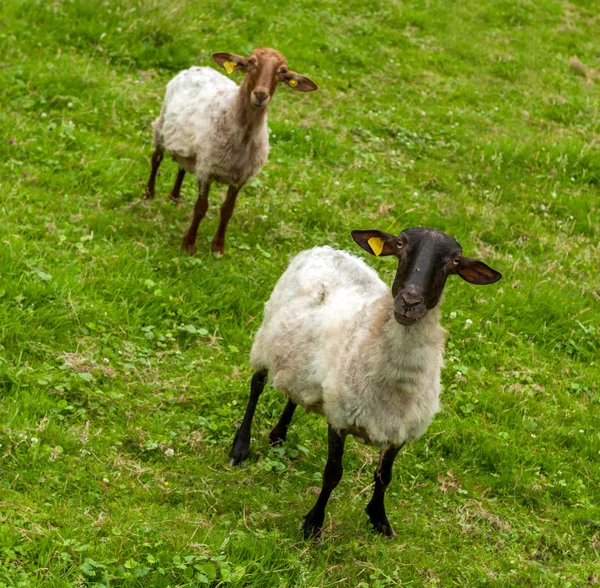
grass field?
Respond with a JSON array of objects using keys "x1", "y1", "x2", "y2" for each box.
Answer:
[{"x1": 1, "y1": 0, "x2": 599, "y2": 585}]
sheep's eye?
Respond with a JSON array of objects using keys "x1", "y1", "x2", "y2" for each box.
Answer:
[
  {"x1": 248, "y1": 59, "x2": 257, "y2": 66},
  {"x1": 396, "y1": 241, "x2": 403, "y2": 250},
  {"x1": 453, "y1": 257, "x2": 461, "y2": 265},
  {"x1": 280, "y1": 67, "x2": 288, "y2": 74}
]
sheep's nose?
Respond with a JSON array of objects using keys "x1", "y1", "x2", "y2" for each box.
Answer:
[
  {"x1": 253, "y1": 90, "x2": 269, "y2": 103},
  {"x1": 401, "y1": 295, "x2": 424, "y2": 309}
]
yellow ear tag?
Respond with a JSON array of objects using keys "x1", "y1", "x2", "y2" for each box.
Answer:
[
  {"x1": 368, "y1": 237, "x2": 384, "y2": 256},
  {"x1": 288, "y1": 78, "x2": 298, "y2": 87},
  {"x1": 223, "y1": 61, "x2": 237, "y2": 74}
]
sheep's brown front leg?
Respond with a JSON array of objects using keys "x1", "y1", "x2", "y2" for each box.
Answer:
[
  {"x1": 181, "y1": 181, "x2": 210, "y2": 255},
  {"x1": 169, "y1": 168, "x2": 186, "y2": 202},
  {"x1": 143, "y1": 147, "x2": 164, "y2": 200},
  {"x1": 211, "y1": 185, "x2": 241, "y2": 255},
  {"x1": 303, "y1": 425, "x2": 348, "y2": 540},
  {"x1": 365, "y1": 443, "x2": 403, "y2": 537}
]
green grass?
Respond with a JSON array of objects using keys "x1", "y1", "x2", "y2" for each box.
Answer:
[{"x1": 1, "y1": 0, "x2": 599, "y2": 585}]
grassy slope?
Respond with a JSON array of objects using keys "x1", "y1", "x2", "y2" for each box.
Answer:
[{"x1": 0, "y1": 0, "x2": 599, "y2": 585}]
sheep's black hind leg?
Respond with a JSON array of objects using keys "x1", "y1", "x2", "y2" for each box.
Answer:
[
  {"x1": 303, "y1": 425, "x2": 347, "y2": 540},
  {"x1": 269, "y1": 399, "x2": 297, "y2": 446},
  {"x1": 143, "y1": 147, "x2": 164, "y2": 200},
  {"x1": 365, "y1": 444, "x2": 403, "y2": 538},
  {"x1": 168, "y1": 168, "x2": 186, "y2": 202},
  {"x1": 229, "y1": 370, "x2": 268, "y2": 466}
]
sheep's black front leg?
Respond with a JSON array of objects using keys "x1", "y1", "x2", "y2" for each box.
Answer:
[
  {"x1": 169, "y1": 168, "x2": 186, "y2": 202},
  {"x1": 303, "y1": 425, "x2": 347, "y2": 540},
  {"x1": 269, "y1": 399, "x2": 297, "y2": 446},
  {"x1": 365, "y1": 443, "x2": 403, "y2": 537},
  {"x1": 229, "y1": 369, "x2": 268, "y2": 466},
  {"x1": 143, "y1": 147, "x2": 164, "y2": 200}
]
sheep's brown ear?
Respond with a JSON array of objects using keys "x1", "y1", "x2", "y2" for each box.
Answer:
[
  {"x1": 351, "y1": 230, "x2": 397, "y2": 257},
  {"x1": 212, "y1": 52, "x2": 248, "y2": 72},
  {"x1": 282, "y1": 71, "x2": 318, "y2": 92},
  {"x1": 456, "y1": 257, "x2": 502, "y2": 285}
]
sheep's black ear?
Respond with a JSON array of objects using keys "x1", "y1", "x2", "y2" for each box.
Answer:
[
  {"x1": 351, "y1": 230, "x2": 397, "y2": 257},
  {"x1": 212, "y1": 52, "x2": 248, "y2": 72},
  {"x1": 282, "y1": 71, "x2": 318, "y2": 92},
  {"x1": 456, "y1": 257, "x2": 502, "y2": 285}
]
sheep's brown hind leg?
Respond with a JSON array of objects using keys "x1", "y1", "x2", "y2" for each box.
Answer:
[
  {"x1": 181, "y1": 181, "x2": 210, "y2": 255},
  {"x1": 365, "y1": 444, "x2": 403, "y2": 538},
  {"x1": 143, "y1": 147, "x2": 164, "y2": 200},
  {"x1": 211, "y1": 184, "x2": 241, "y2": 255},
  {"x1": 169, "y1": 168, "x2": 186, "y2": 202}
]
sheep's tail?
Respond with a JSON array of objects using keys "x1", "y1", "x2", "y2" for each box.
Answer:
[
  {"x1": 249, "y1": 327, "x2": 270, "y2": 372},
  {"x1": 151, "y1": 108, "x2": 166, "y2": 149},
  {"x1": 152, "y1": 81, "x2": 175, "y2": 148}
]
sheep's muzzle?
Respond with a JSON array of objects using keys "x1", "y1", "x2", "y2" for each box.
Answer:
[
  {"x1": 393, "y1": 292, "x2": 427, "y2": 325},
  {"x1": 251, "y1": 90, "x2": 270, "y2": 108}
]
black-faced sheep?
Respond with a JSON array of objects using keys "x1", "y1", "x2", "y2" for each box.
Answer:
[{"x1": 229, "y1": 227, "x2": 502, "y2": 539}]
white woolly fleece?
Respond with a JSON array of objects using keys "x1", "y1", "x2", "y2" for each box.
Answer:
[
  {"x1": 250, "y1": 247, "x2": 446, "y2": 447},
  {"x1": 152, "y1": 67, "x2": 269, "y2": 187}
]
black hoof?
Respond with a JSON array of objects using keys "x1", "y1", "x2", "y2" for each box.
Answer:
[
  {"x1": 366, "y1": 504, "x2": 395, "y2": 538},
  {"x1": 268, "y1": 427, "x2": 286, "y2": 447},
  {"x1": 229, "y1": 433, "x2": 249, "y2": 467},
  {"x1": 302, "y1": 518, "x2": 323, "y2": 541},
  {"x1": 303, "y1": 508, "x2": 324, "y2": 540},
  {"x1": 371, "y1": 519, "x2": 395, "y2": 538}
]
